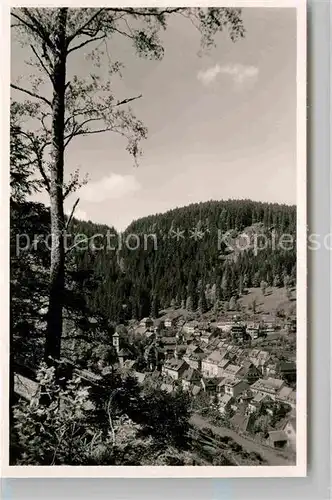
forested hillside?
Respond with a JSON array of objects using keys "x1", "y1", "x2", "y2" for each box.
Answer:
[{"x1": 73, "y1": 199, "x2": 296, "y2": 323}]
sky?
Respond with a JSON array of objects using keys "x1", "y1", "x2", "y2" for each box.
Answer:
[{"x1": 11, "y1": 7, "x2": 297, "y2": 231}]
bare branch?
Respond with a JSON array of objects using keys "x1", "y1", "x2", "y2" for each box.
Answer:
[
  {"x1": 11, "y1": 83, "x2": 52, "y2": 107},
  {"x1": 17, "y1": 129, "x2": 51, "y2": 191},
  {"x1": 66, "y1": 8, "x2": 105, "y2": 45},
  {"x1": 66, "y1": 198, "x2": 80, "y2": 229},
  {"x1": 29, "y1": 44, "x2": 53, "y2": 81},
  {"x1": 36, "y1": 156, "x2": 50, "y2": 192},
  {"x1": 67, "y1": 34, "x2": 106, "y2": 55},
  {"x1": 115, "y1": 94, "x2": 142, "y2": 107},
  {"x1": 20, "y1": 8, "x2": 56, "y2": 51},
  {"x1": 106, "y1": 7, "x2": 185, "y2": 17}
]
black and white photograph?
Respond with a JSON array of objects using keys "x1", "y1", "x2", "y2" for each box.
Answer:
[{"x1": 4, "y1": 0, "x2": 306, "y2": 476}]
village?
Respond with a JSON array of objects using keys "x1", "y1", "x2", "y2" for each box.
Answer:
[{"x1": 106, "y1": 305, "x2": 297, "y2": 462}]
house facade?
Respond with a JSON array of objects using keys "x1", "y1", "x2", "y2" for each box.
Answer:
[
  {"x1": 250, "y1": 378, "x2": 285, "y2": 400},
  {"x1": 162, "y1": 358, "x2": 189, "y2": 381},
  {"x1": 224, "y1": 378, "x2": 249, "y2": 398}
]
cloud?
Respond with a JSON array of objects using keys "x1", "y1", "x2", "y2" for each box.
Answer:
[
  {"x1": 64, "y1": 206, "x2": 88, "y2": 221},
  {"x1": 80, "y1": 173, "x2": 141, "y2": 202},
  {"x1": 197, "y1": 64, "x2": 222, "y2": 86},
  {"x1": 197, "y1": 63, "x2": 259, "y2": 89}
]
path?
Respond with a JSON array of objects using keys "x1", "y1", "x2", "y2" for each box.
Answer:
[{"x1": 190, "y1": 413, "x2": 294, "y2": 466}]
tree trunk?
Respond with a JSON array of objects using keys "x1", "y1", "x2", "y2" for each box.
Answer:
[{"x1": 45, "y1": 8, "x2": 68, "y2": 364}]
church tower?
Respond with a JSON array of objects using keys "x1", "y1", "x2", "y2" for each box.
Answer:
[{"x1": 112, "y1": 332, "x2": 120, "y2": 355}]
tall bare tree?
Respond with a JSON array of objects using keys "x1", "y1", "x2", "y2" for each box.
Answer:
[{"x1": 11, "y1": 7, "x2": 245, "y2": 364}]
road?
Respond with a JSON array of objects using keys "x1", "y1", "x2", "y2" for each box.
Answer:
[{"x1": 190, "y1": 413, "x2": 294, "y2": 466}]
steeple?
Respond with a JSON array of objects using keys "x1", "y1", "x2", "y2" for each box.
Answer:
[{"x1": 112, "y1": 332, "x2": 120, "y2": 355}]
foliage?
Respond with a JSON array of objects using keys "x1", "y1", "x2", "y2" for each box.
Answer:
[
  {"x1": 12, "y1": 363, "x2": 195, "y2": 465},
  {"x1": 13, "y1": 364, "x2": 98, "y2": 465}
]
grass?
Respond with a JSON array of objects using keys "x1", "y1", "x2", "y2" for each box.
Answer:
[{"x1": 238, "y1": 286, "x2": 296, "y2": 318}]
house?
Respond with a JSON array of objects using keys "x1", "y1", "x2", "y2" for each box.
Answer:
[
  {"x1": 215, "y1": 320, "x2": 233, "y2": 332},
  {"x1": 276, "y1": 386, "x2": 296, "y2": 408},
  {"x1": 181, "y1": 367, "x2": 202, "y2": 391},
  {"x1": 238, "y1": 388, "x2": 254, "y2": 404},
  {"x1": 162, "y1": 358, "x2": 189, "y2": 381},
  {"x1": 122, "y1": 359, "x2": 137, "y2": 372},
  {"x1": 267, "y1": 430, "x2": 288, "y2": 449},
  {"x1": 246, "y1": 322, "x2": 262, "y2": 340},
  {"x1": 247, "y1": 393, "x2": 272, "y2": 414},
  {"x1": 182, "y1": 320, "x2": 199, "y2": 334},
  {"x1": 164, "y1": 317, "x2": 176, "y2": 329},
  {"x1": 219, "y1": 394, "x2": 234, "y2": 414},
  {"x1": 154, "y1": 318, "x2": 165, "y2": 333},
  {"x1": 201, "y1": 377, "x2": 219, "y2": 394},
  {"x1": 133, "y1": 325, "x2": 149, "y2": 336},
  {"x1": 159, "y1": 337, "x2": 177, "y2": 359},
  {"x1": 224, "y1": 378, "x2": 249, "y2": 398},
  {"x1": 118, "y1": 348, "x2": 132, "y2": 367},
  {"x1": 184, "y1": 349, "x2": 206, "y2": 371},
  {"x1": 217, "y1": 358, "x2": 231, "y2": 374},
  {"x1": 161, "y1": 383, "x2": 174, "y2": 394},
  {"x1": 250, "y1": 378, "x2": 285, "y2": 400},
  {"x1": 216, "y1": 377, "x2": 227, "y2": 395},
  {"x1": 263, "y1": 362, "x2": 278, "y2": 377},
  {"x1": 174, "y1": 344, "x2": 187, "y2": 359},
  {"x1": 239, "y1": 361, "x2": 261, "y2": 384},
  {"x1": 249, "y1": 349, "x2": 270, "y2": 370},
  {"x1": 220, "y1": 363, "x2": 243, "y2": 380},
  {"x1": 139, "y1": 317, "x2": 154, "y2": 329},
  {"x1": 283, "y1": 417, "x2": 296, "y2": 450},
  {"x1": 201, "y1": 349, "x2": 228, "y2": 378},
  {"x1": 200, "y1": 330, "x2": 217, "y2": 344},
  {"x1": 231, "y1": 323, "x2": 246, "y2": 335},
  {"x1": 191, "y1": 385, "x2": 201, "y2": 396}
]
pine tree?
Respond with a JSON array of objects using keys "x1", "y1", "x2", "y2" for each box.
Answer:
[
  {"x1": 198, "y1": 288, "x2": 208, "y2": 315},
  {"x1": 150, "y1": 295, "x2": 159, "y2": 319},
  {"x1": 186, "y1": 296, "x2": 194, "y2": 312}
]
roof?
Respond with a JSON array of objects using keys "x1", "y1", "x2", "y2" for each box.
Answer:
[
  {"x1": 163, "y1": 358, "x2": 186, "y2": 372},
  {"x1": 113, "y1": 332, "x2": 119, "y2": 337},
  {"x1": 140, "y1": 317, "x2": 153, "y2": 323},
  {"x1": 118, "y1": 348, "x2": 131, "y2": 357},
  {"x1": 284, "y1": 417, "x2": 296, "y2": 432},
  {"x1": 219, "y1": 394, "x2": 233, "y2": 406},
  {"x1": 192, "y1": 385, "x2": 201, "y2": 396},
  {"x1": 268, "y1": 430, "x2": 288, "y2": 442},
  {"x1": 123, "y1": 360, "x2": 136, "y2": 370},
  {"x1": 224, "y1": 377, "x2": 243, "y2": 388},
  {"x1": 217, "y1": 358, "x2": 229, "y2": 368},
  {"x1": 161, "y1": 383, "x2": 173, "y2": 393},
  {"x1": 182, "y1": 367, "x2": 201, "y2": 382},
  {"x1": 251, "y1": 378, "x2": 284, "y2": 393},
  {"x1": 277, "y1": 386, "x2": 293, "y2": 399},
  {"x1": 161, "y1": 337, "x2": 177, "y2": 344},
  {"x1": 222, "y1": 364, "x2": 242, "y2": 376},
  {"x1": 133, "y1": 326, "x2": 148, "y2": 335},
  {"x1": 204, "y1": 350, "x2": 226, "y2": 364},
  {"x1": 252, "y1": 392, "x2": 271, "y2": 403},
  {"x1": 189, "y1": 351, "x2": 206, "y2": 361}
]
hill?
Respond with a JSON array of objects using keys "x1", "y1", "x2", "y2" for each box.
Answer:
[{"x1": 73, "y1": 199, "x2": 296, "y2": 324}]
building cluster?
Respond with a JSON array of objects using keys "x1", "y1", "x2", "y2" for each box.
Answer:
[{"x1": 111, "y1": 313, "x2": 297, "y2": 452}]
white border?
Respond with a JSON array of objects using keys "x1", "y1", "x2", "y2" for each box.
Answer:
[{"x1": 0, "y1": 0, "x2": 307, "y2": 478}]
